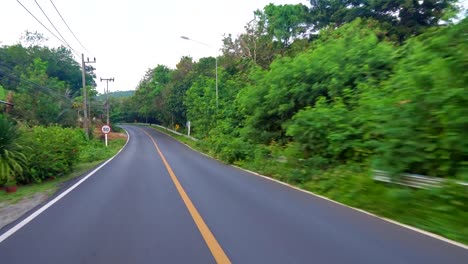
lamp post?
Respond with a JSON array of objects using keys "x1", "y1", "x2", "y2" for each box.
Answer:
[{"x1": 181, "y1": 36, "x2": 218, "y2": 108}]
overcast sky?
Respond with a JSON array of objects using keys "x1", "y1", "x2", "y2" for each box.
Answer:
[{"x1": 1, "y1": 0, "x2": 308, "y2": 94}]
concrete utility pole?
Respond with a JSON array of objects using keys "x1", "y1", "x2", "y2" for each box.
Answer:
[
  {"x1": 81, "y1": 54, "x2": 96, "y2": 140},
  {"x1": 215, "y1": 57, "x2": 218, "y2": 108},
  {"x1": 100, "y1": 77, "x2": 114, "y2": 125}
]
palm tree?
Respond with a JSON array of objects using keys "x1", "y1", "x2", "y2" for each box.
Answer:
[{"x1": 0, "y1": 114, "x2": 27, "y2": 186}]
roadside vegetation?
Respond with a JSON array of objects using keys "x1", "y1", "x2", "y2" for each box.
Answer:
[
  {"x1": 1, "y1": 0, "x2": 466, "y2": 244},
  {"x1": 0, "y1": 113, "x2": 126, "y2": 203},
  {"x1": 0, "y1": 32, "x2": 127, "y2": 202},
  {"x1": 124, "y1": 1, "x2": 468, "y2": 244},
  {"x1": 151, "y1": 124, "x2": 468, "y2": 244}
]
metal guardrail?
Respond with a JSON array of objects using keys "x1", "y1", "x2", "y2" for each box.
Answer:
[
  {"x1": 373, "y1": 170, "x2": 468, "y2": 189},
  {"x1": 0, "y1": 100, "x2": 13, "y2": 106},
  {"x1": 153, "y1": 125, "x2": 199, "y2": 141}
]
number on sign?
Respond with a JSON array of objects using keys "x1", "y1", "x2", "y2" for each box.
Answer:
[{"x1": 101, "y1": 125, "x2": 111, "y2": 134}]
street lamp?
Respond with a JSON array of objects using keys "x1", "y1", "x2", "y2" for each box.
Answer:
[{"x1": 181, "y1": 36, "x2": 218, "y2": 108}]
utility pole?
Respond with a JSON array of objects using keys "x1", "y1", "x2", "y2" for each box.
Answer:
[
  {"x1": 215, "y1": 57, "x2": 218, "y2": 108},
  {"x1": 100, "y1": 77, "x2": 114, "y2": 125},
  {"x1": 81, "y1": 54, "x2": 96, "y2": 140}
]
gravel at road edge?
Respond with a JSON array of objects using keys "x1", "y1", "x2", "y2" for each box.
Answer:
[{"x1": 0, "y1": 193, "x2": 49, "y2": 230}]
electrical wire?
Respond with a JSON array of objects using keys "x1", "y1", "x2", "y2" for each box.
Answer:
[
  {"x1": 0, "y1": 62, "x2": 100, "y2": 106},
  {"x1": 0, "y1": 66, "x2": 78, "y2": 122},
  {"x1": 0, "y1": 66, "x2": 73, "y2": 102},
  {"x1": 49, "y1": 0, "x2": 90, "y2": 53},
  {"x1": 34, "y1": 0, "x2": 75, "y2": 54},
  {"x1": 16, "y1": 0, "x2": 80, "y2": 57}
]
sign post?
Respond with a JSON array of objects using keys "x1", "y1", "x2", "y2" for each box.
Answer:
[
  {"x1": 186, "y1": 121, "x2": 191, "y2": 137},
  {"x1": 101, "y1": 125, "x2": 111, "y2": 147}
]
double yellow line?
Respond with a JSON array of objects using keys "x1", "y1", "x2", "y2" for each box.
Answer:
[{"x1": 142, "y1": 129, "x2": 231, "y2": 264}]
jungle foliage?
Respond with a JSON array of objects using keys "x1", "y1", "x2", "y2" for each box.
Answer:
[
  {"x1": 0, "y1": 32, "x2": 113, "y2": 186},
  {"x1": 0, "y1": 32, "x2": 96, "y2": 127},
  {"x1": 120, "y1": 3, "x2": 468, "y2": 242},
  {"x1": 122, "y1": 2, "x2": 466, "y2": 181}
]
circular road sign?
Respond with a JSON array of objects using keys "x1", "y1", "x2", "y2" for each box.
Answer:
[{"x1": 101, "y1": 125, "x2": 111, "y2": 134}]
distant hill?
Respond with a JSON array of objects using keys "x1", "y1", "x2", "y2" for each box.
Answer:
[{"x1": 97, "y1": 90, "x2": 134, "y2": 100}]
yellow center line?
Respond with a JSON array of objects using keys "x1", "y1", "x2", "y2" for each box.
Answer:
[{"x1": 142, "y1": 129, "x2": 231, "y2": 264}]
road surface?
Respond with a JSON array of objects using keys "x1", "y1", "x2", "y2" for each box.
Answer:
[{"x1": 0, "y1": 125, "x2": 467, "y2": 263}]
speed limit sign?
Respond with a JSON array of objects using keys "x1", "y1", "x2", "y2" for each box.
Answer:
[{"x1": 101, "y1": 125, "x2": 111, "y2": 134}]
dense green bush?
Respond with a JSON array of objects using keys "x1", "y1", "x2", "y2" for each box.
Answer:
[
  {"x1": 205, "y1": 120, "x2": 254, "y2": 163},
  {"x1": 284, "y1": 19, "x2": 468, "y2": 179},
  {"x1": 78, "y1": 141, "x2": 108, "y2": 163},
  {"x1": 374, "y1": 20, "x2": 468, "y2": 179},
  {"x1": 286, "y1": 97, "x2": 360, "y2": 168},
  {"x1": 78, "y1": 138, "x2": 123, "y2": 163},
  {"x1": 239, "y1": 19, "x2": 395, "y2": 144},
  {"x1": 18, "y1": 126, "x2": 85, "y2": 183}
]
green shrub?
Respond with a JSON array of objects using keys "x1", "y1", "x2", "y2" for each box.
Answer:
[
  {"x1": 78, "y1": 139, "x2": 116, "y2": 163},
  {"x1": 374, "y1": 20, "x2": 468, "y2": 178},
  {"x1": 18, "y1": 126, "x2": 85, "y2": 183},
  {"x1": 286, "y1": 97, "x2": 362, "y2": 168}
]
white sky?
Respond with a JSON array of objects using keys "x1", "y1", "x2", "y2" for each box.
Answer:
[{"x1": 0, "y1": 0, "x2": 308, "y2": 94}]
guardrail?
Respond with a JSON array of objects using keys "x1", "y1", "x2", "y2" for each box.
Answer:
[
  {"x1": 120, "y1": 123, "x2": 199, "y2": 141},
  {"x1": 153, "y1": 125, "x2": 199, "y2": 141},
  {"x1": 373, "y1": 170, "x2": 468, "y2": 189}
]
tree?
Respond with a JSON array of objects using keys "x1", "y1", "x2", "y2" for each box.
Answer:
[
  {"x1": 308, "y1": 0, "x2": 460, "y2": 41},
  {"x1": 374, "y1": 18, "x2": 468, "y2": 178},
  {"x1": 185, "y1": 76, "x2": 217, "y2": 137},
  {"x1": 0, "y1": 115, "x2": 27, "y2": 185},
  {"x1": 165, "y1": 56, "x2": 195, "y2": 127},
  {"x1": 0, "y1": 41, "x2": 91, "y2": 95},
  {"x1": 12, "y1": 58, "x2": 75, "y2": 126},
  {"x1": 239, "y1": 19, "x2": 394, "y2": 144},
  {"x1": 263, "y1": 4, "x2": 310, "y2": 48},
  {"x1": 19, "y1": 30, "x2": 48, "y2": 47},
  {"x1": 221, "y1": 11, "x2": 277, "y2": 69},
  {"x1": 133, "y1": 65, "x2": 173, "y2": 124}
]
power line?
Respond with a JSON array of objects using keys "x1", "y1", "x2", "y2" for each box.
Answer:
[
  {"x1": 0, "y1": 65, "x2": 73, "y2": 102},
  {"x1": 0, "y1": 66, "x2": 77, "y2": 121},
  {"x1": 0, "y1": 69, "x2": 71, "y2": 102},
  {"x1": 49, "y1": 0, "x2": 90, "y2": 53},
  {"x1": 15, "y1": 0, "x2": 80, "y2": 57},
  {"x1": 33, "y1": 0, "x2": 75, "y2": 53}
]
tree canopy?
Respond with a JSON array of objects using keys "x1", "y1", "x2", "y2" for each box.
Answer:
[
  {"x1": 0, "y1": 35, "x2": 96, "y2": 126},
  {"x1": 118, "y1": 2, "x2": 466, "y2": 179}
]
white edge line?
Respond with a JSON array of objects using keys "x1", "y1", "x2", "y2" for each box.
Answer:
[
  {"x1": 0, "y1": 127, "x2": 130, "y2": 244},
  {"x1": 151, "y1": 126, "x2": 468, "y2": 250},
  {"x1": 230, "y1": 165, "x2": 468, "y2": 250}
]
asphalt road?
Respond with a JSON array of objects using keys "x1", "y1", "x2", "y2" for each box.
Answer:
[{"x1": 0, "y1": 125, "x2": 467, "y2": 263}]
